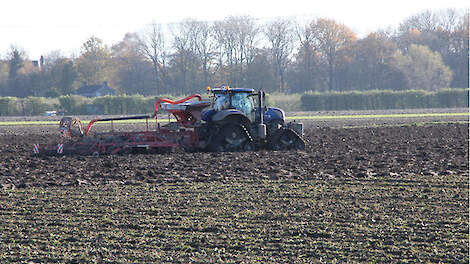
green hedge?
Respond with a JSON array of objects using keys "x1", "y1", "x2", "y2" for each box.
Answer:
[
  {"x1": 266, "y1": 93, "x2": 302, "y2": 112},
  {"x1": 0, "y1": 94, "x2": 179, "y2": 116},
  {"x1": 91, "y1": 95, "x2": 158, "y2": 115},
  {"x1": 0, "y1": 97, "x2": 58, "y2": 116},
  {"x1": 0, "y1": 97, "x2": 19, "y2": 116},
  {"x1": 0, "y1": 89, "x2": 468, "y2": 116},
  {"x1": 300, "y1": 88, "x2": 469, "y2": 111}
]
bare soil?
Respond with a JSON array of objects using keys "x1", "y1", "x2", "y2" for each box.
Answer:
[{"x1": 0, "y1": 112, "x2": 468, "y2": 263}]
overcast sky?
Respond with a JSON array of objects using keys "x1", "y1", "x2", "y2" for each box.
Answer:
[{"x1": 1, "y1": 0, "x2": 468, "y2": 59}]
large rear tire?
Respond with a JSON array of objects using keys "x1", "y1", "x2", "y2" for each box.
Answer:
[
  {"x1": 207, "y1": 122, "x2": 250, "y2": 152},
  {"x1": 223, "y1": 123, "x2": 246, "y2": 151}
]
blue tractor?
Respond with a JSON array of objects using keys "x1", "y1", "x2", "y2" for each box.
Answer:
[{"x1": 199, "y1": 87, "x2": 305, "y2": 151}]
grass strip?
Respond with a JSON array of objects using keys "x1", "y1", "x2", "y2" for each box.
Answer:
[{"x1": 285, "y1": 112, "x2": 468, "y2": 120}]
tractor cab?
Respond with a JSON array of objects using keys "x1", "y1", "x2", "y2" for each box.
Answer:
[{"x1": 203, "y1": 87, "x2": 256, "y2": 122}]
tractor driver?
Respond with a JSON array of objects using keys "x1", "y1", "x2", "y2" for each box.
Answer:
[{"x1": 214, "y1": 94, "x2": 230, "y2": 111}]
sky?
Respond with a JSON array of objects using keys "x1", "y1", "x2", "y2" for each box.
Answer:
[{"x1": 1, "y1": 0, "x2": 469, "y2": 60}]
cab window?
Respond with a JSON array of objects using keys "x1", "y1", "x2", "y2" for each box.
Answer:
[
  {"x1": 231, "y1": 93, "x2": 254, "y2": 116},
  {"x1": 213, "y1": 93, "x2": 229, "y2": 111}
]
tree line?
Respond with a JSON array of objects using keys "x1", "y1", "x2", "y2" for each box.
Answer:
[
  {"x1": 1, "y1": 88, "x2": 467, "y2": 116},
  {"x1": 0, "y1": 9, "x2": 468, "y2": 98}
]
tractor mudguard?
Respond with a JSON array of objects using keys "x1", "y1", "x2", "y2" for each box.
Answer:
[
  {"x1": 254, "y1": 107, "x2": 285, "y2": 124},
  {"x1": 211, "y1": 109, "x2": 251, "y2": 126},
  {"x1": 265, "y1": 107, "x2": 285, "y2": 121}
]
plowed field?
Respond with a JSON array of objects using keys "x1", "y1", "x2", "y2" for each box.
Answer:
[{"x1": 0, "y1": 113, "x2": 468, "y2": 263}]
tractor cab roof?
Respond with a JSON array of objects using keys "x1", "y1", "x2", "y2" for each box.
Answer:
[{"x1": 210, "y1": 87, "x2": 255, "y2": 94}]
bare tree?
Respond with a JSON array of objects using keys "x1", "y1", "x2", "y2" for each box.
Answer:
[
  {"x1": 450, "y1": 11, "x2": 469, "y2": 87},
  {"x1": 237, "y1": 16, "x2": 260, "y2": 67},
  {"x1": 213, "y1": 19, "x2": 237, "y2": 84},
  {"x1": 191, "y1": 21, "x2": 217, "y2": 87},
  {"x1": 439, "y1": 9, "x2": 460, "y2": 32},
  {"x1": 399, "y1": 10, "x2": 440, "y2": 32},
  {"x1": 293, "y1": 22, "x2": 318, "y2": 92},
  {"x1": 139, "y1": 22, "x2": 168, "y2": 94},
  {"x1": 170, "y1": 19, "x2": 199, "y2": 94},
  {"x1": 309, "y1": 18, "x2": 356, "y2": 91},
  {"x1": 213, "y1": 16, "x2": 260, "y2": 87},
  {"x1": 265, "y1": 19, "x2": 294, "y2": 92}
]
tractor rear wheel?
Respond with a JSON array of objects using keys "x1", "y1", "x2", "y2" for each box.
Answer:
[
  {"x1": 208, "y1": 123, "x2": 250, "y2": 152},
  {"x1": 222, "y1": 123, "x2": 249, "y2": 151},
  {"x1": 224, "y1": 124, "x2": 245, "y2": 148}
]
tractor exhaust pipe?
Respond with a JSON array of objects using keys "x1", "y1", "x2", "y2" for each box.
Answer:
[
  {"x1": 258, "y1": 90, "x2": 264, "y2": 125},
  {"x1": 258, "y1": 90, "x2": 266, "y2": 139}
]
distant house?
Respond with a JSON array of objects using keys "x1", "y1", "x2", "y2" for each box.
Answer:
[{"x1": 74, "y1": 81, "x2": 115, "y2": 97}]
